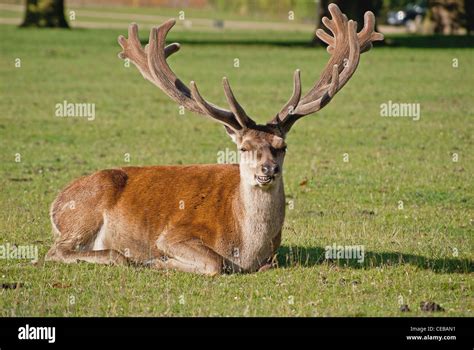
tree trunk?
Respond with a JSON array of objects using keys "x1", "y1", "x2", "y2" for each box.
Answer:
[
  {"x1": 21, "y1": 0, "x2": 69, "y2": 28},
  {"x1": 429, "y1": 0, "x2": 463, "y2": 35},
  {"x1": 463, "y1": 0, "x2": 474, "y2": 34},
  {"x1": 313, "y1": 0, "x2": 383, "y2": 44}
]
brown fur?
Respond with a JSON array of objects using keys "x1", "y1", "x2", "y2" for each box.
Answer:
[{"x1": 46, "y1": 163, "x2": 283, "y2": 274}]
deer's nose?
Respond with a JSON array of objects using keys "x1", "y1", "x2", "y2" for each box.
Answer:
[{"x1": 262, "y1": 163, "x2": 280, "y2": 176}]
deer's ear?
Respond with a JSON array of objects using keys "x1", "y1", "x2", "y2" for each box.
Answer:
[{"x1": 224, "y1": 126, "x2": 241, "y2": 144}]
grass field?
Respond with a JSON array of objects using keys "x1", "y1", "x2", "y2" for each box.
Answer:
[
  {"x1": 0, "y1": 2, "x2": 314, "y2": 23},
  {"x1": 0, "y1": 20, "x2": 473, "y2": 316}
]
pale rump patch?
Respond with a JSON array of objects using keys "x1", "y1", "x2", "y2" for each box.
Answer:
[
  {"x1": 92, "y1": 212, "x2": 108, "y2": 251},
  {"x1": 50, "y1": 214, "x2": 61, "y2": 239}
]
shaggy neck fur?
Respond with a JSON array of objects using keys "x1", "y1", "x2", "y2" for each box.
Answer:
[{"x1": 234, "y1": 175, "x2": 285, "y2": 271}]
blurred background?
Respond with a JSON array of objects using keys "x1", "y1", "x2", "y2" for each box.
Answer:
[{"x1": 0, "y1": 0, "x2": 473, "y2": 37}]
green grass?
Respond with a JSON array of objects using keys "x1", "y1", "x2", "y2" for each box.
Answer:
[
  {"x1": 0, "y1": 23, "x2": 473, "y2": 316},
  {"x1": 0, "y1": 3, "x2": 315, "y2": 24}
]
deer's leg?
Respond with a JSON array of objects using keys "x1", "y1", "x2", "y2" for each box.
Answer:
[
  {"x1": 45, "y1": 247, "x2": 129, "y2": 265},
  {"x1": 258, "y1": 230, "x2": 281, "y2": 272},
  {"x1": 45, "y1": 220, "x2": 129, "y2": 266},
  {"x1": 46, "y1": 169, "x2": 130, "y2": 266},
  {"x1": 154, "y1": 234, "x2": 224, "y2": 276}
]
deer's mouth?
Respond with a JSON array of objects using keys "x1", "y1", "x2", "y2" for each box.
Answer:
[{"x1": 255, "y1": 175, "x2": 273, "y2": 185}]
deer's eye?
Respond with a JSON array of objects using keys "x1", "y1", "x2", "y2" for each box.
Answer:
[{"x1": 239, "y1": 147, "x2": 247, "y2": 152}]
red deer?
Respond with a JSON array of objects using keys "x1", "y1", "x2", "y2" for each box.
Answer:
[{"x1": 46, "y1": 4, "x2": 383, "y2": 275}]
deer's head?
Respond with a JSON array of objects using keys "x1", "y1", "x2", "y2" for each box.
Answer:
[{"x1": 118, "y1": 4, "x2": 383, "y2": 189}]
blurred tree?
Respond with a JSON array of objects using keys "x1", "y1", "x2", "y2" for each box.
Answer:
[
  {"x1": 314, "y1": 1, "x2": 383, "y2": 43},
  {"x1": 21, "y1": 0, "x2": 69, "y2": 28},
  {"x1": 428, "y1": 0, "x2": 463, "y2": 34},
  {"x1": 379, "y1": 0, "x2": 472, "y2": 34},
  {"x1": 465, "y1": 0, "x2": 474, "y2": 34}
]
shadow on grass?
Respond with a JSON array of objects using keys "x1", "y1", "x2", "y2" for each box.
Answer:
[
  {"x1": 140, "y1": 35, "x2": 474, "y2": 49},
  {"x1": 385, "y1": 35, "x2": 474, "y2": 48},
  {"x1": 278, "y1": 246, "x2": 473, "y2": 274}
]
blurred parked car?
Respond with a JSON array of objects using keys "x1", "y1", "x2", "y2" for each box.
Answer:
[{"x1": 387, "y1": 3, "x2": 427, "y2": 32}]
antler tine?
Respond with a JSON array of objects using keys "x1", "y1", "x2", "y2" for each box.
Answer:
[
  {"x1": 270, "y1": 3, "x2": 383, "y2": 134},
  {"x1": 329, "y1": 3, "x2": 347, "y2": 33},
  {"x1": 358, "y1": 11, "x2": 385, "y2": 53},
  {"x1": 300, "y1": 4, "x2": 349, "y2": 105},
  {"x1": 118, "y1": 20, "x2": 252, "y2": 132},
  {"x1": 296, "y1": 19, "x2": 359, "y2": 116},
  {"x1": 118, "y1": 23, "x2": 152, "y2": 81},
  {"x1": 316, "y1": 26, "x2": 335, "y2": 53},
  {"x1": 295, "y1": 64, "x2": 339, "y2": 117},
  {"x1": 336, "y1": 20, "x2": 360, "y2": 90},
  {"x1": 118, "y1": 23, "x2": 181, "y2": 82},
  {"x1": 222, "y1": 77, "x2": 253, "y2": 129},
  {"x1": 189, "y1": 81, "x2": 242, "y2": 130},
  {"x1": 164, "y1": 43, "x2": 180, "y2": 57},
  {"x1": 276, "y1": 69, "x2": 301, "y2": 122},
  {"x1": 147, "y1": 21, "x2": 197, "y2": 110},
  {"x1": 145, "y1": 42, "x2": 180, "y2": 58},
  {"x1": 317, "y1": 8, "x2": 349, "y2": 55}
]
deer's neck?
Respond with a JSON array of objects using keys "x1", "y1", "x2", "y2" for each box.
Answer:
[{"x1": 234, "y1": 176, "x2": 285, "y2": 271}]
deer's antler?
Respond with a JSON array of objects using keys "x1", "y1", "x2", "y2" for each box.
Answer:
[
  {"x1": 270, "y1": 4, "x2": 384, "y2": 133},
  {"x1": 118, "y1": 4, "x2": 383, "y2": 136},
  {"x1": 118, "y1": 20, "x2": 254, "y2": 131}
]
